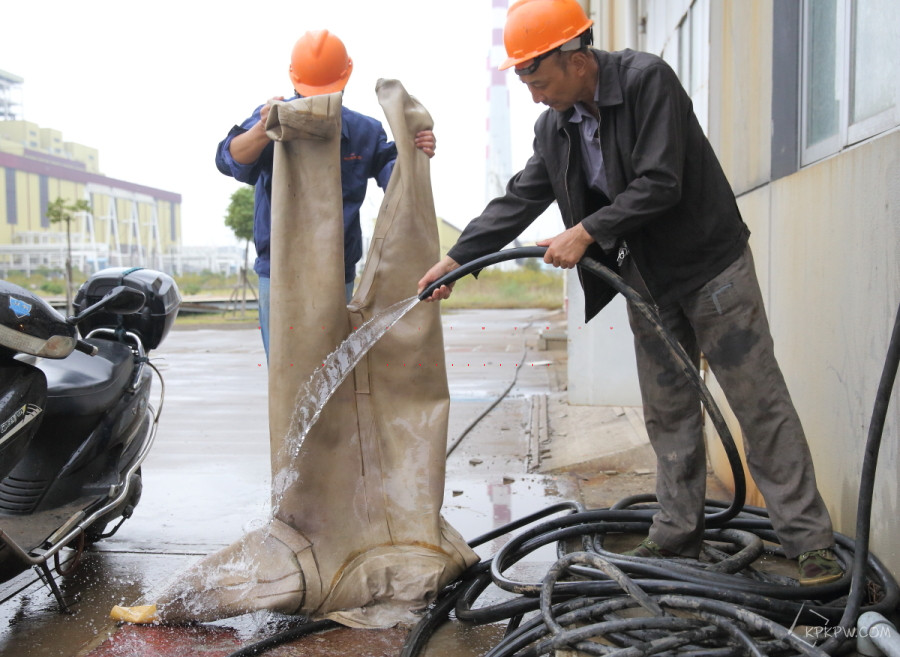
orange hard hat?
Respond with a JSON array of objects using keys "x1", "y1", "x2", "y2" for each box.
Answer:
[
  {"x1": 288, "y1": 30, "x2": 353, "y2": 96},
  {"x1": 500, "y1": 0, "x2": 593, "y2": 71}
]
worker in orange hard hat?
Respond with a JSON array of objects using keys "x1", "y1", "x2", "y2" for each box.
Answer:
[
  {"x1": 499, "y1": 0, "x2": 594, "y2": 75},
  {"x1": 216, "y1": 29, "x2": 436, "y2": 359},
  {"x1": 288, "y1": 29, "x2": 354, "y2": 96},
  {"x1": 420, "y1": 0, "x2": 842, "y2": 587}
]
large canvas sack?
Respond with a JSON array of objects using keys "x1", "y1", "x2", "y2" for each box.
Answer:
[{"x1": 155, "y1": 81, "x2": 477, "y2": 628}]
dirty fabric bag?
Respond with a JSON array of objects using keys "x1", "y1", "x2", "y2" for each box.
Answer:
[{"x1": 154, "y1": 81, "x2": 477, "y2": 628}]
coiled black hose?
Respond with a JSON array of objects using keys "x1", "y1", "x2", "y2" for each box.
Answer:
[
  {"x1": 402, "y1": 248, "x2": 900, "y2": 657},
  {"x1": 228, "y1": 248, "x2": 898, "y2": 656}
]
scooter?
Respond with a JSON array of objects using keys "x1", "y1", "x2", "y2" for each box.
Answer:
[{"x1": 0, "y1": 267, "x2": 180, "y2": 611}]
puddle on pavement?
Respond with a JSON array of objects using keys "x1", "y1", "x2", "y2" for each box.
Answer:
[
  {"x1": 0, "y1": 480, "x2": 577, "y2": 657},
  {"x1": 0, "y1": 552, "x2": 196, "y2": 657},
  {"x1": 0, "y1": 308, "x2": 570, "y2": 657},
  {"x1": 443, "y1": 472, "x2": 578, "y2": 566},
  {"x1": 422, "y1": 619, "x2": 510, "y2": 656}
]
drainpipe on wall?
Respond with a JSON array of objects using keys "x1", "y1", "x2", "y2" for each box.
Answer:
[
  {"x1": 857, "y1": 612, "x2": 900, "y2": 657},
  {"x1": 625, "y1": 0, "x2": 639, "y2": 49}
]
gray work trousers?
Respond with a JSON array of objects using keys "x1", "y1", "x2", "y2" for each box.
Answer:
[{"x1": 626, "y1": 245, "x2": 834, "y2": 559}]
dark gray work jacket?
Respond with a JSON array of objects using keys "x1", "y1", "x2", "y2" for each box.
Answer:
[{"x1": 448, "y1": 48, "x2": 750, "y2": 322}]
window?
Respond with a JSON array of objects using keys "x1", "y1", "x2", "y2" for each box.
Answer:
[
  {"x1": 5, "y1": 169, "x2": 17, "y2": 225},
  {"x1": 801, "y1": 0, "x2": 900, "y2": 165},
  {"x1": 39, "y1": 175, "x2": 49, "y2": 228},
  {"x1": 663, "y1": 0, "x2": 709, "y2": 131},
  {"x1": 677, "y1": 3, "x2": 704, "y2": 101}
]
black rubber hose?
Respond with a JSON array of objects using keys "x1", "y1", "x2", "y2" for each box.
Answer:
[
  {"x1": 472, "y1": 511, "x2": 895, "y2": 615},
  {"x1": 822, "y1": 300, "x2": 900, "y2": 653},
  {"x1": 489, "y1": 549, "x2": 834, "y2": 657},
  {"x1": 223, "y1": 619, "x2": 337, "y2": 657},
  {"x1": 484, "y1": 596, "x2": 637, "y2": 657},
  {"x1": 418, "y1": 247, "x2": 549, "y2": 301},
  {"x1": 398, "y1": 577, "x2": 474, "y2": 657},
  {"x1": 480, "y1": 514, "x2": 852, "y2": 611},
  {"x1": 411, "y1": 509, "x2": 896, "y2": 655},
  {"x1": 438, "y1": 300, "x2": 900, "y2": 655},
  {"x1": 422, "y1": 246, "x2": 747, "y2": 525},
  {"x1": 484, "y1": 594, "x2": 786, "y2": 657},
  {"x1": 576, "y1": 253, "x2": 747, "y2": 525},
  {"x1": 405, "y1": 251, "x2": 900, "y2": 657},
  {"x1": 231, "y1": 249, "x2": 897, "y2": 657},
  {"x1": 466, "y1": 500, "x2": 584, "y2": 549}
]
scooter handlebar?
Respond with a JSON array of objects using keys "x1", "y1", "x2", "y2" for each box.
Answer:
[{"x1": 75, "y1": 339, "x2": 98, "y2": 356}]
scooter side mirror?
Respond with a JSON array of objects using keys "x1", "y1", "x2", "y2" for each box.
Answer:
[
  {"x1": 104, "y1": 286, "x2": 148, "y2": 314},
  {"x1": 71, "y1": 286, "x2": 147, "y2": 323}
]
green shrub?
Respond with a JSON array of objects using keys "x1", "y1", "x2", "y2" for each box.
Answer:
[{"x1": 39, "y1": 280, "x2": 65, "y2": 295}]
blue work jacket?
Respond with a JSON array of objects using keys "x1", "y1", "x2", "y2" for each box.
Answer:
[{"x1": 216, "y1": 96, "x2": 397, "y2": 282}]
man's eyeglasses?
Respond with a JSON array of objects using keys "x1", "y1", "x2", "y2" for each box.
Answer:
[
  {"x1": 514, "y1": 49, "x2": 561, "y2": 76},
  {"x1": 513, "y1": 30, "x2": 594, "y2": 77}
]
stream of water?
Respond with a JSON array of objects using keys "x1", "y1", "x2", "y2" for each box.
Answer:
[{"x1": 271, "y1": 295, "x2": 421, "y2": 505}]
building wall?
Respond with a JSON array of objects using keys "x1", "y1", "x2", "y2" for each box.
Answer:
[
  {"x1": 707, "y1": 1, "x2": 772, "y2": 195},
  {"x1": 0, "y1": 119, "x2": 181, "y2": 274},
  {"x1": 0, "y1": 120, "x2": 39, "y2": 148},
  {"x1": 437, "y1": 218, "x2": 463, "y2": 259},
  {"x1": 704, "y1": 2, "x2": 899, "y2": 576},
  {"x1": 567, "y1": 0, "x2": 643, "y2": 407},
  {"x1": 587, "y1": 0, "x2": 900, "y2": 577},
  {"x1": 702, "y1": 1, "x2": 775, "y2": 508}
]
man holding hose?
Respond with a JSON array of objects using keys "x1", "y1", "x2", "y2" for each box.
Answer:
[{"x1": 418, "y1": 0, "x2": 841, "y2": 586}]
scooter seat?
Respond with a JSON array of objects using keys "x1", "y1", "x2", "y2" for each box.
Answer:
[{"x1": 37, "y1": 339, "x2": 135, "y2": 417}]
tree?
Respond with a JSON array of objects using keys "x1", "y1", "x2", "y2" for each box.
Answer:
[
  {"x1": 225, "y1": 186, "x2": 254, "y2": 243},
  {"x1": 224, "y1": 186, "x2": 256, "y2": 317},
  {"x1": 47, "y1": 196, "x2": 91, "y2": 316}
]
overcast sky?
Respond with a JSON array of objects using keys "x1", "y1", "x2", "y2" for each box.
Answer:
[{"x1": 1, "y1": 0, "x2": 561, "y2": 247}]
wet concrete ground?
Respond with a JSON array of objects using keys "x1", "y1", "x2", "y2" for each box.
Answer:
[
  {"x1": 1, "y1": 307, "x2": 609, "y2": 657},
  {"x1": 1, "y1": 307, "x2": 852, "y2": 657}
]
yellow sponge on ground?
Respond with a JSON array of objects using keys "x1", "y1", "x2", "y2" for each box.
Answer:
[{"x1": 109, "y1": 604, "x2": 158, "y2": 624}]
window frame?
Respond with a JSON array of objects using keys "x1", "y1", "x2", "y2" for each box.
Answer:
[
  {"x1": 800, "y1": 0, "x2": 900, "y2": 166},
  {"x1": 665, "y1": 0, "x2": 709, "y2": 133},
  {"x1": 845, "y1": 0, "x2": 900, "y2": 145}
]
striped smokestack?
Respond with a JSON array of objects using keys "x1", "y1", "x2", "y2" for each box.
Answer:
[{"x1": 486, "y1": 0, "x2": 513, "y2": 203}]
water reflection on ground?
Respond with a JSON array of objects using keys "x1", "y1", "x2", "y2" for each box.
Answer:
[{"x1": 0, "y1": 308, "x2": 568, "y2": 657}]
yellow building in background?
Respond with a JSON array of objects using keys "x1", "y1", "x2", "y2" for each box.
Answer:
[
  {"x1": 0, "y1": 75, "x2": 182, "y2": 276},
  {"x1": 437, "y1": 217, "x2": 462, "y2": 259}
]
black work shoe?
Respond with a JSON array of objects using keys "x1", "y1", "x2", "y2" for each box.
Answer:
[
  {"x1": 798, "y1": 548, "x2": 843, "y2": 586},
  {"x1": 622, "y1": 538, "x2": 679, "y2": 558}
]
